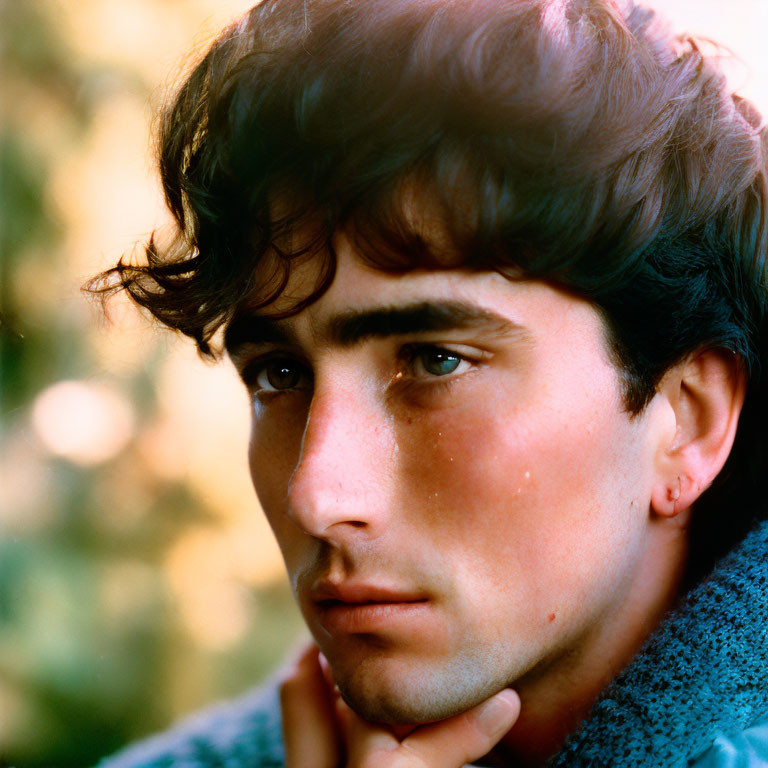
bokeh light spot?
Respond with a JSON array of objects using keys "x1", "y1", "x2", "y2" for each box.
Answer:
[{"x1": 31, "y1": 380, "x2": 135, "y2": 465}]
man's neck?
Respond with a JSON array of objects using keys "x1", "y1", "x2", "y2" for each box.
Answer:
[{"x1": 493, "y1": 518, "x2": 690, "y2": 767}]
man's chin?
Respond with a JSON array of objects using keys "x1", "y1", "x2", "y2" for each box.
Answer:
[
  {"x1": 339, "y1": 687, "x2": 459, "y2": 726},
  {"x1": 324, "y1": 637, "x2": 519, "y2": 725},
  {"x1": 334, "y1": 667, "x2": 491, "y2": 726}
]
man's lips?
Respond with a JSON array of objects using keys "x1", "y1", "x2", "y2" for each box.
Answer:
[
  {"x1": 311, "y1": 581, "x2": 428, "y2": 605},
  {"x1": 310, "y1": 582, "x2": 431, "y2": 635}
]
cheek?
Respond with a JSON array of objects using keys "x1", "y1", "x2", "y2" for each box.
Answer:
[
  {"x1": 395, "y1": 397, "x2": 533, "y2": 548},
  {"x1": 394, "y1": 389, "x2": 640, "y2": 587}
]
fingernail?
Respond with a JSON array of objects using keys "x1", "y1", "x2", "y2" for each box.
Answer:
[{"x1": 473, "y1": 690, "x2": 520, "y2": 734}]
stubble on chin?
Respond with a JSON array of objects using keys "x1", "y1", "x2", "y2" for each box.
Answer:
[{"x1": 332, "y1": 651, "x2": 510, "y2": 726}]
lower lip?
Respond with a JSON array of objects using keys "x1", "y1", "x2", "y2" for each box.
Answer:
[{"x1": 317, "y1": 600, "x2": 430, "y2": 634}]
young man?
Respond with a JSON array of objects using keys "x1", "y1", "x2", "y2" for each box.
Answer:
[{"x1": 95, "y1": 0, "x2": 768, "y2": 765}]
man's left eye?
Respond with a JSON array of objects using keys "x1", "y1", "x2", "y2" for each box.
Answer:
[
  {"x1": 419, "y1": 349, "x2": 461, "y2": 376},
  {"x1": 412, "y1": 347, "x2": 469, "y2": 377}
]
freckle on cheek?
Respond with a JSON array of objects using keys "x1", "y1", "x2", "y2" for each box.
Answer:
[{"x1": 548, "y1": 613, "x2": 556, "y2": 623}]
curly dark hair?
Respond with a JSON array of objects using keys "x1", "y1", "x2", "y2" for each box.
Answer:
[{"x1": 88, "y1": 0, "x2": 768, "y2": 570}]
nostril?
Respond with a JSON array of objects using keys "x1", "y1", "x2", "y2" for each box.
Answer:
[{"x1": 348, "y1": 520, "x2": 366, "y2": 528}]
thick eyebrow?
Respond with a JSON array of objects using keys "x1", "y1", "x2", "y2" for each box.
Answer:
[
  {"x1": 225, "y1": 300, "x2": 528, "y2": 355},
  {"x1": 328, "y1": 301, "x2": 527, "y2": 346}
]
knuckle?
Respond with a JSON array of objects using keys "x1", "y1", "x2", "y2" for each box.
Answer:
[
  {"x1": 397, "y1": 741, "x2": 442, "y2": 768},
  {"x1": 459, "y1": 709, "x2": 484, "y2": 738}
]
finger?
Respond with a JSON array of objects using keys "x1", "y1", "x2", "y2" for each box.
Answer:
[
  {"x1": 341, "y1": 689, "x2": 520, "y2": 768},
  {"x1": 280, "y1": 644, "x2": 342, "y2": 768},
  {"x1": 397, "y1": 689, "x2": 521, "y2": 768},
  {"x1": 337, "y1": 696, "x2": 402, "y2": 759}
]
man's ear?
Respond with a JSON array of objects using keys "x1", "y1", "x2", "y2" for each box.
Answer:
[{"x1": 650, "y1": 349, "x2": 747, "y2": 518}]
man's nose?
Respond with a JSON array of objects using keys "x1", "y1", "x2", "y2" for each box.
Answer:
[{"x1": 285, "y1": 386, "x2": 392, "y2": 542}]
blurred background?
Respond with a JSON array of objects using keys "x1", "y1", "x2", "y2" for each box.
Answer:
[{"x1": 1, "y1": 0, "x2": 767, "y2": 766}]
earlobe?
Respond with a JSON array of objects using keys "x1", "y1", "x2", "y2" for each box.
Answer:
[
  {"x1": 650, "y1": 349, "x2": 746, "y2": 519},
  {"x1": 651, "y1": 473, "x2": 691, "y2": 519},
  {"x1": 651, "y1": 470, "x2": 690, "y2": 519}
]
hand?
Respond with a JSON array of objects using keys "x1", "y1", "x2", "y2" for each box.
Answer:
[{"x1": 280, "y1": 644, "x2": 521, "y2": 768}]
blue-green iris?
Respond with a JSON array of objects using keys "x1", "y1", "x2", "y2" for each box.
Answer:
[{"x1": 421, "y1": 350, "x2": 461, "y2": 376}]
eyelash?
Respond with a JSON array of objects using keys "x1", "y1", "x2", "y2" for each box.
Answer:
[{"x1": 240, "y1": 344, "x2": 478, "y2": 396}]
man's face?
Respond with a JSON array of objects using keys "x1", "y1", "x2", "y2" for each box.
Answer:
[{"x1": 228, "y1": 236, "x2": 667, "y2": 725}]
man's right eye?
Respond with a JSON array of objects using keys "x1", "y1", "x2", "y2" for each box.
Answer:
[{"x1": 244, "y1": 359, "x2": 312, "y2": 393}]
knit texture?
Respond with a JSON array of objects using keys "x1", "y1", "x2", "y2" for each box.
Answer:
[
  {"x1": 97, "y1": 683, "x2": 285, "y2": 768},
  {"x1": 549, "y1": 519, "x2": 768, "y2": 767}
]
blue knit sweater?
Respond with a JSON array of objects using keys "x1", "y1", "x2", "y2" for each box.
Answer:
[
  {"x1": 99, "y1": 520, "x2": 768, "y2": 768},
  {"x1": 549, "y1": 518, "x2": 768, "y2": 767}
]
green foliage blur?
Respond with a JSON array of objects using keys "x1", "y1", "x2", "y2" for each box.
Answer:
[{"x1": 0, "y1": 2, "x2": 305, "y2": 766}]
